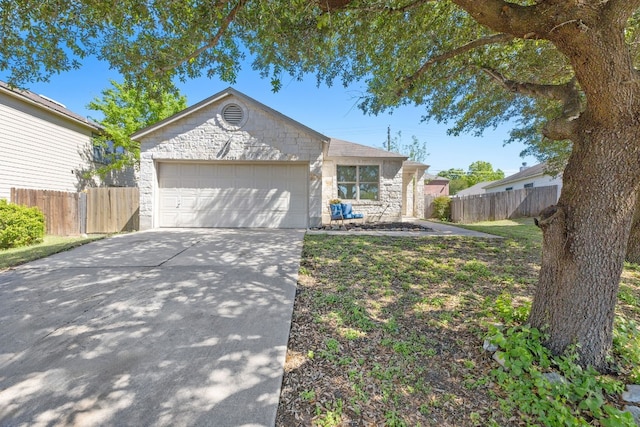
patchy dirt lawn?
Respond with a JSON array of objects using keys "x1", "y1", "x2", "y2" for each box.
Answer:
[{"x1": 276, "y1": 232, "x2": 640, "y2": 426}]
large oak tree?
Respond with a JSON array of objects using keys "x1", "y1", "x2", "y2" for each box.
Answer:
[{"x1": 2, "y1": 0, "x2": 639, "y2": 370}]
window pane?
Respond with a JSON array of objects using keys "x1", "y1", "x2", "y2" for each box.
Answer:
[
  {"x1": 337, "y1": 165, "x2": 357, "y2": 182},
  {"x1": 338, "y1": 183, "x2": 357, "y2": 199},
  {"x1": 359, "y1": 165, "x2": 379, "y2": 182},
  {"x1": 359, "y1": 183, "x2": 379, "y2": 200}
]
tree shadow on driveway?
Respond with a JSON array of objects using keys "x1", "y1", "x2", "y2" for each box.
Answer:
[{"x1": 0, "y1": 229, "x2": 304, "y2": 426}]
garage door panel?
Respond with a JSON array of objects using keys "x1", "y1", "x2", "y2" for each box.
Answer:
[{"x1": 158, "y1": 163, "x2": 307, "y2": 228}]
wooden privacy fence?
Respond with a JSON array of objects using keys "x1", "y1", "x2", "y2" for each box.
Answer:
[
  {"x1": 86, "y1": 187, "x2": 139, "y2": 233},
  {"x1": 10, "y1": 188, "x2": 83, "y2": 236},
  {"x1": 450, "y1": 185, "x2": 558, "y2": 224},
  {"x1": 10, "y1": 187, "x2": 139, "y2": 235}
]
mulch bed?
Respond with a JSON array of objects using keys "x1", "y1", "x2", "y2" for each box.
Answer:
[{"x1": 315, "y1": 221, "x2": 434, "y2": 232}]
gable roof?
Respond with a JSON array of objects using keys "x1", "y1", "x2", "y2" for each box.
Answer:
[
  {"x1": 483, "y1": 163, "x2": 549, "y2": 189},
  {"x1": 131, "y1": 87, "x2": 415, "y2": 161},
  {"x1": 131, "y1": 87, "x2": 328, "y2": 141},
  {"x1": 0, "y1": 80, "x2": 102, "y2": 132},
  {"x1": 327, "y1": 138, "x2": 407, "y2": 159}
]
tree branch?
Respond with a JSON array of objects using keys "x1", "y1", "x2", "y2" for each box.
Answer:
[
  {"x1": 318, "y1": 0, "x2": 428, "y2": 13},
  {"x1": 481, "y1": 68, "x2": 574, "y2": 104},
  {"x1": 449, "y1": 0, "x2": 544, "y2": 38},
  {"x1": 157, "y1": 0, "x2": 246, "y2": 74},
  {"x1": 482, "y1": 67, "x2": 582, "y2": 140},
  {"x1": 602, "y1": 0, "x2": 640, "y2": 25},
  {"x1": 396, "y1": 33, "x2": 514, "y2": 96}
]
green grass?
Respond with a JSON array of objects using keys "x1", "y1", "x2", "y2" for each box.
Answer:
[
  {"x1": 454, "y1": 217, "x2": 543, "y2": 243},
  {"x1": 0, "y1": 234, "x2": 106, "y2": 269},
  {"x1": 277, "y1": 223, "x2": 640, "y2": 426}
]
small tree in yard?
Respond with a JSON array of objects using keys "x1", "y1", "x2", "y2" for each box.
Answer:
[
  {"x1": 87, "y1": 80, "x2": 187, "y2": 177},
  {"x1": 3, "y1": 0, "x2": 640, "y2": 371},
  {"x1": 384, "y1": 127, "x2": 429, "y2": 163}
]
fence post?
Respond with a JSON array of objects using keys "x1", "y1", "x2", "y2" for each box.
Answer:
[{"x1": 78, "y1": 192, "x2": 87, "y2": 234}]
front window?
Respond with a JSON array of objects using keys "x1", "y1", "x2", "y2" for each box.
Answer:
[{"x1": 337, "y1": 165, "x2": 379, "y2": 200}]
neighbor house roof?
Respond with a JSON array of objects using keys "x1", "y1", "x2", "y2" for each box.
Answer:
[
  {"x1": 425, "y1": 173, "x2": 450, "y2": 182},
  {"x1": 0, "y1": 80, "x2": 102, "y2": 132},
  {"x1": 131, "y1": 87, "x2": 328, "y2": 142},
  {"x1": 403, "y1": 160, "x2": 430, "y2": 169},
  {"x1": 454, "y1": 181, "x2": 496, "y2": 197},
  {"x1": 327, "y1": 138, "x2": 408, "y2": 159},
  {"x1": 483, "y1": 163, "x2": 549, "y2": 190}
]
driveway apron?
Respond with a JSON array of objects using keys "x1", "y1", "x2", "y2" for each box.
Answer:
[{"x1": 0, "y1": 229, "x2": 304, "y2": 427}]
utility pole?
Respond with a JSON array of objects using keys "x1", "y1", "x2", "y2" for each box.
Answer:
[{"x1": 386, "y1": 125, "x2": 391, "y2": 151}]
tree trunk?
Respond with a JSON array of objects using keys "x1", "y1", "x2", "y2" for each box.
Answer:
[
  {"x1": 626, "y1": 198, "x2": 640, "y2": 264},
  {"x1": 529, "y1": 124, "x2": 639, "y2": 370}
]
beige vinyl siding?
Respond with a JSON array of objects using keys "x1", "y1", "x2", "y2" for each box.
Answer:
[{"x1": 0, "y1": 92, "x2": 96, "y2": 200}]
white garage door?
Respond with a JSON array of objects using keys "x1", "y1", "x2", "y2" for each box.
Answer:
[{"x1": 158, "y1": 163, "x2": 308, "y2": 228}]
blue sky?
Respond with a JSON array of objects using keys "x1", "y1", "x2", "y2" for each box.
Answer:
[{"x1": 1, "y1": 56, "x2": 538, "y2": 176}]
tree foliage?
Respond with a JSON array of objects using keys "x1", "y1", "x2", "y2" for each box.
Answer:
[
  {"x1": 437, "y1": 168, "x2": 466, "y2": 181},
  {"x1": 383, "y1": 127, "x2": 428, "y2": 163},
  {"x1": 437, "y1": 161, "x2": 504, "y2": 193},
  {"x1": 87, "y1": 80, "x2": 187, "y2": 176},
  {"x1": 466, "y1": 161, "x2": 505, "y2": 186}
]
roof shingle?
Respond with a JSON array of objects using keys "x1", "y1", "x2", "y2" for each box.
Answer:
[
  {"x1": 327, "y1": 138, "x2": 407, "y2": 159},
  {"x1": 0, "y1": 81, "x2": 102, "y2": 131}
]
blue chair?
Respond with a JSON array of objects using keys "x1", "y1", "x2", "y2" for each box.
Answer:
[
  {"x1": 341, "y1": 203, "x2": 364, "y2": 220},
  {"x1": 329, "y1": 203, "x2": 364, "y2": 229}
]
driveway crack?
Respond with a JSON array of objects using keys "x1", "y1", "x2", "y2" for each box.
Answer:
[{"x1": 156, "y1": 239, "x2": 202, "y2": 266}]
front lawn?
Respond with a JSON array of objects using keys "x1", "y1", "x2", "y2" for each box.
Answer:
[
  {"x1": 0, "y1": 234, "x2": 106, "y2": 270},
  {"x1": 277, "y1": 226, "x2": 640, "y2": 426},
  {"x1": 451, "y1": 217, "x2": 543, "y2": 243}
]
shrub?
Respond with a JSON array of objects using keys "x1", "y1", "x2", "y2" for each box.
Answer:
[
  {"x1": 431, "y1": 196, "x2": 451, "y2": 221},
  {"x1": 0, "y1": 199, "x2": 45, "y2": 249}
]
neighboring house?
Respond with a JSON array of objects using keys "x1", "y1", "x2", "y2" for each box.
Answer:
[
  {"x1": 483, "y1": 162, "x2": 562, "y2": 197},
  {"x1": 453, "y1": 180, "x2": 497, "y2": 198},
  {"x1": 0, "y1": 81, "x2": 135, "y2": 201},
  {"x1": 424, "y1": 174, "x2": 450, "y2": 196},
  {"x1": 132, "y1": 87, "x2": 428, "y2": 230}
]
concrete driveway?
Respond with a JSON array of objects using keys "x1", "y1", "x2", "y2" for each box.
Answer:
[{"x1": 0, "y1": 229, "x2": 305, "y2": 426}]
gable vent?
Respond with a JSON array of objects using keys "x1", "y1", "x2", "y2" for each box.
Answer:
[{"x1": 222, "y1": 104, "x2": 244, "y2": 125}]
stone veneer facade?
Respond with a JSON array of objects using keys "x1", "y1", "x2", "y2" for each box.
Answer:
[
  {"x1": 137, "y1": 95, "x2": 324, "y2": 230},
  {"x1": 135, "y1": 89, "x2": 426, "y2": 229}
]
